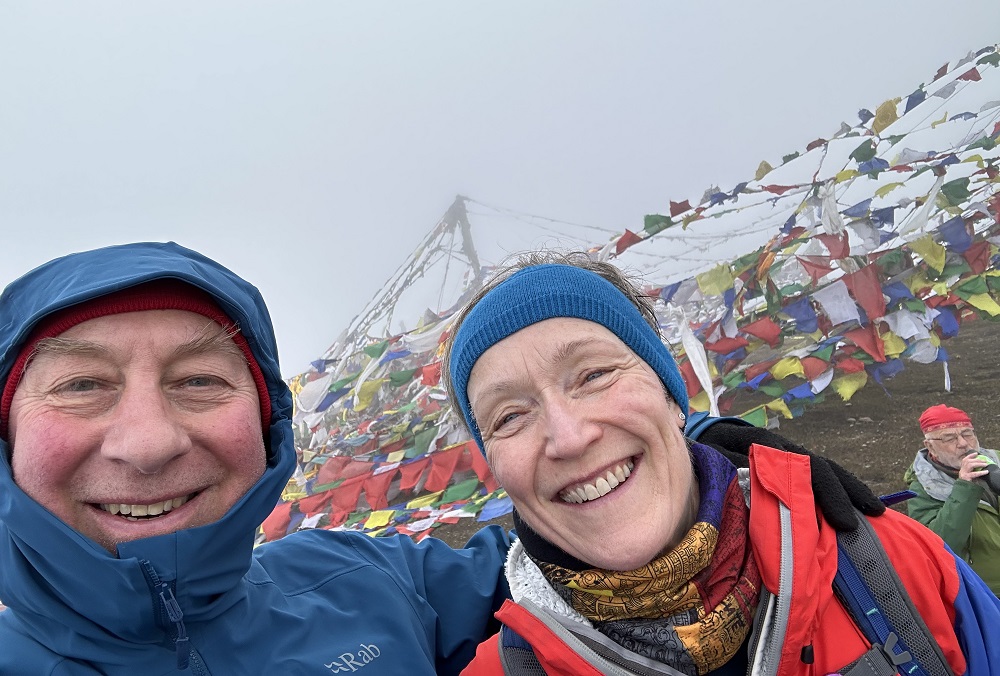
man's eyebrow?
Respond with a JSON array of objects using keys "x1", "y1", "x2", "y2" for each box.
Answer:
[
  {"x1": 29, "y1": 321, "x2": 245, "y2": 363},
  {"x1": 168, "y1": 321, "x2": 245, "y2": 362}
]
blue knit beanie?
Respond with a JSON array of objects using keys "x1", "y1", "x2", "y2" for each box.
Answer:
[{"x1": 448, "y1": 264, "x2": 689, "y2": 454}]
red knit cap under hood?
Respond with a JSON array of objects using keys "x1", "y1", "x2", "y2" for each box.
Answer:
[{"x1": 0, "y1": 280, "x2": 271, "y2": 440}]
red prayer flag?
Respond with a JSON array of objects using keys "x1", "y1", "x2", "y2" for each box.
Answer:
[
  {"x1": 744, "y1": 359, "x2": 779, "y2": 382},
  {"x1": 420, "y1": 362, "x2": 442, "y2": 386},
  {"x1": 800, "y1": 356, "x2": 830, "y2": 381},
  {"x1": 670, "y1": 200, "x2": 692, "y2": 217},
  {"x1": 796, "y1": 256, "x2": 834, "y2": 283},
  {"x1": 844, "y1": 266, "x2": 887, "y2": 320},
  {"x1": 615, "y1": 229, "x2": 643, "y2": 255},
  {"x1": 741, "y1": 316, "x2": 782, "y2": 347},
  {"x1": 398, "y1": 457, "x2": 431, "y2": 492},
  {"x1": 262, "y1": 502, "x2": 293, "y2": 541},
  {"x1": 362, "y1": 471, "x2": 396, "y2": 511},
  {"x1": 957, "y1": 68, "x2": 982, "y2": 82},
  {"x1": 834, "y1": 357, "x2": 866, "y2": 374},
  {"x1": 963, "y1": 240, "x2": 991, "y2": 275},
  {"x1": 316, "y1": 456, "x2": 352, "y2": 486},
  {"x1": 762, "y1": 184, "x2": 797, "y2": 195},
  {"x1": 424, "y1": 446, "x2": 464, "y2": 493},
  {"x1": 843, "y1": 325, "x2": 886, "y2": 362},
  {"x1": 329, "y1": 477, "x2": 366, "y2": 514},
  {"x1": 816, "y1": 233, "x2": 850, "y2": 259},
  {"x1": 469, "y1": 443, "x2": 499, "y2": 492},
  {"x1": 678, "y1": 359, "x2": 703, "y2": 397},
  {"x1": 704, "y1": 336, "x2": 750, "y2": 354},
  {"x1": 298, "y1": 489, "x2": 334, "y2": 516}
]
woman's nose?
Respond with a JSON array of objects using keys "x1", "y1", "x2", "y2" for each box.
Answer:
[{"x1": 543, "y1": 399, "x2": 601, "y2": 459}]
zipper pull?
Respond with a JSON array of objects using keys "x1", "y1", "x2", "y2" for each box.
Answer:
[{"x1": 158, "y1": 583, "x2": 190, "y2": 671}]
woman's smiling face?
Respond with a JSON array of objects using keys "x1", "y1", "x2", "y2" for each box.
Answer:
[{"x1": 467, "y1": 317, "x2": 696, "y2": 571}]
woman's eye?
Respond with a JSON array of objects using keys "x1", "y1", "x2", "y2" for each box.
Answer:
[{"x1": 494, "y1": 411, "x2": 521, "y2": 431}]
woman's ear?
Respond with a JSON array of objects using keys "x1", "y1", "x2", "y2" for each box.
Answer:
[{"x1": 666, "y1": 395, "x2": 686, "y2": 429}]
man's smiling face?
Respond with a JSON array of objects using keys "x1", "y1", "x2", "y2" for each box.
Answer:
[{"x1": 7, "y1": 309, "x2": 266, "y2": 553}]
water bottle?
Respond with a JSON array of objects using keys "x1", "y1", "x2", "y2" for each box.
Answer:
[{"x1": 974, "y1": 454, "x2": 1000, "y2": 493}]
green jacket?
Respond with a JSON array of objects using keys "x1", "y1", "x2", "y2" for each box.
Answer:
[{"x1": 905, "y1": 448, "x2": 1000, "y2": 595}]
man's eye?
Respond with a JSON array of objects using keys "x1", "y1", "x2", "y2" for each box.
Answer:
[
  {"x1": 584, "y1": 370, "x2": 607, "y2": 382},
  {"x1": 184, "y1": 376, "x2": 219, "y2": 388},
  {"x1": 62, "y1": 379, "x2": 102, "y2": 393}
]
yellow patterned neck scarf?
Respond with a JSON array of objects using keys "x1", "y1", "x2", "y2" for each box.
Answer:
[{"x1": 532, "y1": 446, "x2": 761, "y2": 675}]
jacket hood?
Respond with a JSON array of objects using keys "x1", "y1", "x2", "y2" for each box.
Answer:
[{"x1": 0, "y1": 242, "x2": 296, "y2": 656}]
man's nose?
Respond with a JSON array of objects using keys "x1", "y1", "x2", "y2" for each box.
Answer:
[
  {"x1": 543, "y1": 399, "x2": 601, "y2": 460},
  {"x1": 100, "y1": 385, "x2": 191, "y2": 474}
]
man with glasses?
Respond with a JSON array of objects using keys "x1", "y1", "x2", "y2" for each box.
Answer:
[{"x1": 905, "y1": 404, "x2": 1000, "y2": 595}]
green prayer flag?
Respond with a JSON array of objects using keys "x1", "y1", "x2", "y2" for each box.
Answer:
[
  {"x1": 330, "y1": 372, "x2": 361, "y2": 391},
  {"x1": 782, "y1": 152, "x2": 800, "y2": 164},
  {"x1": 811, "y1": 345, "x2": 835, "y2": 362},
  {"x1": 954, "y1": 275, "x2": 988, "y2": 298},
  {"x1": 757, "y1": 382, "x2": 787, "y2": 398},
  {"x1": 363, "y1": 340, "x2": 390, "y2": 359},
  {"x1": 978, "y1": 53, "x2": 1000, "y2": 67},
  {"x1": 388, "y1": 368, "x2": 419, "y2": 387},
  {"x1": 849, "y1": 139, "x2": 877, "y2": 163},
  {"x1": 442, "y1": 478, "x2": 481, "y2": 503},
  {"x1": 644, "y1": 214, "x2": 673, "y2": 235},
  {"x1": 412, "y1": 426, "x2": 438, "y2": 456},
  {"x1": 739, "y1": 408, "x2": 768, "y2": 428},
  {"x1": 939, "y1": 178, "x2": 971, "y2": 207}
]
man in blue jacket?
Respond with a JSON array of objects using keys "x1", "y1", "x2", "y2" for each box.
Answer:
[{"x1": 0, "y1": 242, "x2": 511, "y2": 674}]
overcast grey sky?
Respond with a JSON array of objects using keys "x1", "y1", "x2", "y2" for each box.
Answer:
[{"x1": 2, "y1": 2, "x2": 998, "y2": 377}]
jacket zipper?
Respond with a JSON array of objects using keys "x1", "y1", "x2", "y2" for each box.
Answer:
[{"x1": 140, "y1": 559, "x2": 195, "y2": 671}]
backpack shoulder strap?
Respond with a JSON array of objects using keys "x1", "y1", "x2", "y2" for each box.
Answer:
[
  {"x1": 833, "y1": 513, "x2": 953, "y2": 676},
  {"x1": 497, "y1": 624, "x2": 547, "y2": 675},
  {"x1": 684, "y1": 412, "x2": 752, "y2": 441}
]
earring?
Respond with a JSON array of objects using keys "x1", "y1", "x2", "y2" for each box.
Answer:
[{"x1": 678, "y1": 411, "x2": 686, "y2": 421}]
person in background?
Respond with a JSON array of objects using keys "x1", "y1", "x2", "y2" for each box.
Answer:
[
  {"x1": 906, "y1": 404, "x2": 1000, "y2": 595},
  {"x1": 445, "y1": 252, "x2": 1000, "y2": 675}
]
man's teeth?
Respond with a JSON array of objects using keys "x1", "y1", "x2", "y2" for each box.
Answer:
[
  {"x1": 100, "y1": 496, "x2": 190, "y2": 519},
  {"x1": 560, "y1": 461, "x2": 634, "y2": 504}
]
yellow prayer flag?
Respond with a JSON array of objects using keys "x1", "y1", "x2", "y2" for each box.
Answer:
[
  {"x1": 365, "y1": 510, "x2": 395, "y2": 529},
  {"x1": 769, "y1": 357, "x2": 805, "y2": 380},
  {"x1": 965, "y1": 293, "x2": 1000, "y2": 316},
  {"x1": 835, "y1": 169, "x2": 859, "y2": 183},
  {"x1": 301, "y1": 449, "x2": 316, "y2": 464},
  {"x1": 962, "y1": 154, "x2": 986, "y2": 168},
  {"x1": 874, "y1": 182, "x2": 905, "y2": 198},
  {"x1": 908, "y1": 235, "x2": 946, "y2": 273},
  {"x1": 880, "y1": 329, "x2": 907, "y2": 358},
  {"x1": 755, "y1": 160, "x2": 774, "y2": 181},
  {"x1": 929, "y1": 332, "x2": 941, "y2": 347},
  {"x1": 696, "y1": 264, "x2": 734, "y2": 296},
  {"x1": 354, "y1": 378, "x2": 387, "y2": 411},
  {"x1": 688, "y1": 390, "x2": 711, "y2": 413},
  {"x1": 904, "y1": 270, "x2": 932, "y2": 295},
  {"x1": 831, "y1": 372, "x2": 868, "y2": 402},
  {"x1": 931, "y1": 111, "x2": 948, "y2": 128},
  {"x1": 386, "y1": 450, "x2": 405, "y2": 463},
  {"x1": 406, "y1": 491, "x2": 444, "y2": 509},
  {"x1": 765, "y1": 399, "x2": 793, "y2": 420},
  {"x1": 365, "y1": 529, "x2": 386, "y2": 538},
  {"x1": 871, "y1": 98, "x2": 901, "y2": 135}
]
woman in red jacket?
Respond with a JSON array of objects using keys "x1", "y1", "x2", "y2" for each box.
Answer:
[{"x1": 444, "y1": 252, "x2": 1000, "y2": 676}]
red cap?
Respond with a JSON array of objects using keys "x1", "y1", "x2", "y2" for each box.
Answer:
[
  {"x1": 0, "y1": 280, "x2": 271, "y2": 440},
  {"x1": 919, "y1": 404, "x2": 972, "y2": 433}
]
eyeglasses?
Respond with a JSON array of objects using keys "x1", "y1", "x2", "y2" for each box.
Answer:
[{"x1": 925, "y1": 429, "x2": 977, "y2": 445}]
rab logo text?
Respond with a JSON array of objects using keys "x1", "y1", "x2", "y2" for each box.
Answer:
[{"x1": 324, "y1": 644, "x2": 381, "y2": 673}]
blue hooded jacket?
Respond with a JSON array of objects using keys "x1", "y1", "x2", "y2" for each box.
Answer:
[{"x1": 0, "y1": 242, "x2": 510, "y2": 675}]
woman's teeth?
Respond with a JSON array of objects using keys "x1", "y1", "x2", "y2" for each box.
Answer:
[
  {"x1": 99, "y1": 496, "x2": 190, "y2": 519},
  {"x1": 560, "y1": 461, "x2": 634, "y2": 504}
]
